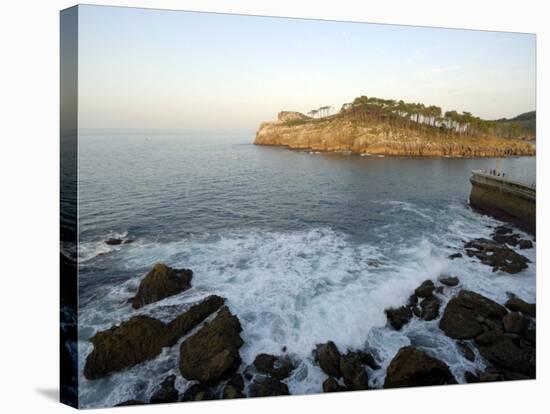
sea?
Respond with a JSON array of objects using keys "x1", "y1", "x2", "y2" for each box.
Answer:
[{"x1": 76, "y1": 129, "x2": 536, "y2": 407}]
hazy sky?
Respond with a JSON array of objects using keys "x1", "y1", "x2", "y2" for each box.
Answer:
[{"x1": 78, "y1": 5, "x2": 536, "y2": 129}]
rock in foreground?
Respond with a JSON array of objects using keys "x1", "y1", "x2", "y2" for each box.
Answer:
[
  {"x1": 84, "y1": 295, "x2": 224, "y2": 379},
  {"x1": 439, "y1": 290, "x2": 507, "y2": 339},
  {"x1": 505, "y1": 294, "x2": 536, "y2": 318},
  {"x1": 84, "y1": 315, "x2": 167, "y2": 380},
  {"x1": 249, "y1": 377, "x2": 290, "y2": 397},
  {"x1": 475, "y1": 331, "x2": 535, "y2": 376},
  {"x1": 313, "y1": 341, "x2": 342, "y2": 378},
  {"x1": 253, "y1": 354, "x2": 295, "y2": 380},
  {"x1": 132, "y1": 263, "x2": 193, "y2": 309},
  {"x1": 179, "y1": 306, "x2": 243, "y2": 384},
  {"x1": 150, "y1": 375, "x2": 179, "y2": 404},
  {"x1": 384, "y1": 346, "x2": 457, "y2": 388}
]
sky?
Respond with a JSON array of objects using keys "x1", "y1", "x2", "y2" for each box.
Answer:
[{"x1": 77, "y1": 5, "x2": 536, "y2": 130}]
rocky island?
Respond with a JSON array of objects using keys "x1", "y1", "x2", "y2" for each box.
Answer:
[{"x1": 254, "y1": 96, "x2": 536, "y2": 157}]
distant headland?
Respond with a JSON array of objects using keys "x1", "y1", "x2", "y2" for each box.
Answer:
[{"x1": 254, "y1": 96, "x2": 536, "y2": 157}]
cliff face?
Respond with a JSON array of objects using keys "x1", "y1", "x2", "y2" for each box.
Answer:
[{"x1": 254, "y1": 112, "x2": 535, "y2": 157}]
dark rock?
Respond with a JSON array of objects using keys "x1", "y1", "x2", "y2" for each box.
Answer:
[
  {"x1": 164, "y1": 295, "x2": 225, "y2": 346},
  {"x1": 420, "y1": 296, "x2": 441, "y2": 321},
  {"x1": 356, "y1": 350, "x2": 380, "y2": 370},
  {"x1": 407, "y1": 294, "x2": 418, "y2": 307},
  {"x1": 84, "y1": 295, "x2": 225, "y2": 380},
  {"x1": 407, "y1": 295, "x2": 421, "y2": 317},
  {"x1": 457, "y1": 342, "x2": 476, "y2": 362},
  {"x1": 503, "y1": 312, "x2": 528, "y2": 334},
  {"x1": 105, "y1": 238, "x2": 124, "y2": 245},
  {"x1": 494, "y1": 226, "x2": 513, "y2": 235},
  {"x1": 384, "y1": 346, "x2": 457, "y2": 388},
  {"x1": 518, "y1": 239, "x2": 533, "y2": 249},
  {"x1": 464, "y1": 238, "x2": 529, "y2": 274},
  {"x1": 253, "y1": 354, "x2": 295, "y2": 380},
  {"x1": 475, "y1": 331, "x2": 535, "y2": 376},
  {"x1": 505, "y1": 294, "x2": 536, "y2": 317},
  {"x1": 525, "y1": 328, "x2": 536, "y2": 344},
  {"x1": 414, "y1": 280, "x2": 435, "y2": 298},
  {"x1": 150, "y1": 375, "x2": 179, "y2": 404},
  {"x1": 313, "y1": 341, "x2": 342, "y2": 377},
  {"x1": 243, "y1": 365, "x2": 255, "y2": 381},
  {"x1": 115, "y1": 400, "x2": 144, "y2": 406},
  {"x1": 448, "y1": 253, "x2": 463, "y2": 260},
  {"x1": 181, "y1": 384, "x2": 212, "y2": 402},
  {"x1": 464, "y1": 371, "x2": 480, "y2": 383},
  {"x1": 385, "y1": 306, "x2": 412, "y2": 330},
  {"x1": 479, "y1": 367, "x2": 503, "y2": 382},
  {"x1": 322, "y1": 377, "x2": 346, "y2": 392},
  {"x1": 179, "y1": 307, "x2": 243, "y2": 385},
  {"x1": 439, "y1": 275, "x2": 460, "y2": 287},
  {"x1": 439, "y1": 290, "x2": 507, "y2": 339},
  {"x1": 84, "y1": 315, "x2": 167, "y2": 380},
  {"x1": 222, "y1": 385, "x2": 245, "y2": 399},
  {"x1": 492, "y1": 233, "x2": 520, "y2": 246},
  {"x1": 249, "y1": 377, "x2": 290, "y2": 397},
  {"x1": 339, "y1": 352, "x2": 369, "y2": 390},
  {"x1": 228, "y1": 373, "x2": 244, "y2": 390},
  {"x1": 132, "y1": 263, "x2": 193, "y2": 309}
]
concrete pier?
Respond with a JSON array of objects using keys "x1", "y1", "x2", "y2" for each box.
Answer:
[{"x1": 469, "y1": 170, "x2": 536, "y2": 235}]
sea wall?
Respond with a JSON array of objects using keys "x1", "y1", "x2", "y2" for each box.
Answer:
[
  {"x1": 469, "y1": 172, "x2": 536, "y2": 234},
  {"x1": 254, "y1": 112, "x2": 536, "y2": 157}
]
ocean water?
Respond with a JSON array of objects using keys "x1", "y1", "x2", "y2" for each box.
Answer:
[{"x1": 77, "y1": 130, "x2": 536, "y2": 407}]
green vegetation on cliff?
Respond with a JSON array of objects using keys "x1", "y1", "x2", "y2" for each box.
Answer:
[{"x1": 254, "y1": 95, "x2": 536, "y2": 157}]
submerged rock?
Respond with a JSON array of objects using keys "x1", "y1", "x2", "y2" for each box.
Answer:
[
  {"x1": 132, "y1": 263, "x2": 193, "y2": 309},
  {"x1": 355, "y1": 350, "x2": 380, "y2": 370},
  {"x1": 492, "y1": 233, "x2": 520, "y2": 246},
  {"x1": 323, "y1": 377, "x2": 347, "y2": 392},
  {"x1": 115, "y1": 400, "x2": 144, "y2": 406},
  {"x1": 420, "y1": 296, "x2": 441, "y2": 321},
  {"x1": 464, "y1": 371, "x2": 480, "y2": 383},
  {"x1": 253, "y1": 354, "x2": 295, "y2": 380},
  {"x1": 384, "y1": 346, "x2": 456, "y2": 388},
  {"x1": 181, "y1": 384, "x2": 212, "y2": 402},
  {"x1": 150, "y1": 375, "x2": 179, "y2": 404},
  {"x1": 228, "y1": 373, "x2": 244, "y2": 390},
  {"x1": 505, "y1": 294, "x2": 536, "y2": 318},
  {"x1": 249, "y1": 377, "x2": 290, "y2": 397},
  {"x1": 385, "y1": 306, "x2": 413, "y2": 331},
  {"x1": 222, "y1": 385, "x2": 245, "y2": 399},
  {"x1": 179, "y1": 307, "x2": 243, "y2": 385},
  {"x1": 457, "y1": 342, "x2": 476, "y2": 362},
  {"x1": 518, "y1": 239, "x2": 533, "y2": 249},
  {"x1": 439, "y1": 290, "x2": 507, "y2": 339},
  {"x1": 494, "y1": 226, "x2": 514, "y2": 236},
  {"x1": 438, "y1": 275, "x2": 460, "y2": 287},
  {"x1": 464, "y1": 238, "x2": 529, "y2": 274},
  {"x1": 313, "y1": 341, "x2": 342, "y2": 378},
  {"x1": 84, "y1": 296, "x2": 224, "y2": 379},
  {"x1": 448, "y1": 253, "x2": 463, "y2": 260},
  {"x1": 414, "y1": 280, "x2": 435, "y2": 298}
]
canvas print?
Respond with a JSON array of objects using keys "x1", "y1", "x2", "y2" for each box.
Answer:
[{"x1": 60, "y1": 5, "x2": 536, "y2": 409}]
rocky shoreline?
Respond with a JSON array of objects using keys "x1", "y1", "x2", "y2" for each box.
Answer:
[
  {"x1": 84, "y1": 225, "x2": 536, "y2": 406},
  {"x1": 254, "y1": 112, "x2": 535, "y2": 158}
]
